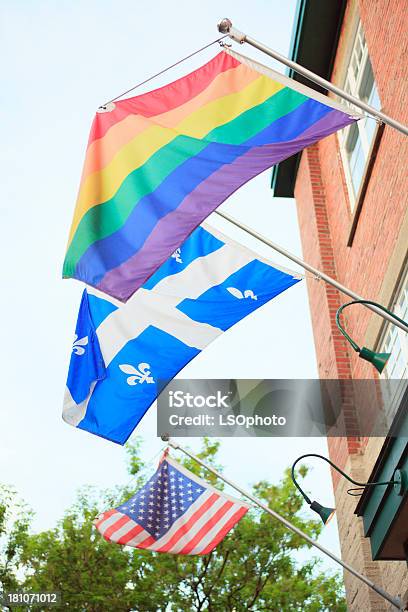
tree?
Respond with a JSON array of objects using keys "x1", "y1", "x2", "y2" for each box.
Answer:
[
  {"x1": 0, "y1": 485, "x2": 31, "y2": 597},
  {"x1": 1, "y1": 439, "x2": 346, "y2": 611}
]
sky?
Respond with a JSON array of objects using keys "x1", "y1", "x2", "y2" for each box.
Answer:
[{"x1": 1, "y1": 0, "x2": 343, "y2": 578}]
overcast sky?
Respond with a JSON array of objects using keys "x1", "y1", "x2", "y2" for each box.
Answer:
[{"x1": 1, "y1": 0, "x2": 343, "y2": 576}]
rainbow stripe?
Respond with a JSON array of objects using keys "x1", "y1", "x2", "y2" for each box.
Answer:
[{"x1": 63, "y1": 48, "x2": 358, "y2": 301}]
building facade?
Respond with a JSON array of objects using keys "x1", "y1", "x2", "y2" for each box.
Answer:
[{"x1": 273, "y1": 1, "x2": 408, "y2": 609}]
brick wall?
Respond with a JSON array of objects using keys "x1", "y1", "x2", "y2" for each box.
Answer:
[{"x1": 293, "y1": 0, "x2": 408, "y2": 608}]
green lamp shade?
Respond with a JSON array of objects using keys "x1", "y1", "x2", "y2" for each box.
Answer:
[
  {"x1": 310, "y1": 500, "x2": 336, "y2": 525},
  {"x1": 359, "y1": 347, "x2": 391, "y2": 374}
]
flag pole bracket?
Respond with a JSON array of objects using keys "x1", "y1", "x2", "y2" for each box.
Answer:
[{"x1": 217, "y1": 18, "x2": 245, "y2": 44}]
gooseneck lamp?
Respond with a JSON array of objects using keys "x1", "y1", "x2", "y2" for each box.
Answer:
[
  {"x1": 291, "y1": 453, "x2": 403, "y2": 525},
  {"x1": 336, "y1": 299, "x2": 408, "y2": 374}
]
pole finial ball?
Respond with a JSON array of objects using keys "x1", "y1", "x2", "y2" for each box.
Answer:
[{"x1": 217, "y1": 18, "x2": 232, "y2": 34}]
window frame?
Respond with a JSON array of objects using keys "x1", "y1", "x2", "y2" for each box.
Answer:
[
  {"x1": 379, "y1": 265, "x2": 408, "y2": 381},
  {"x1": 337, "y1": 19, "x2": 384, "y2": 244},
  {"x1": 375, "y1": 264, "x2": 408, "y2": 428}
]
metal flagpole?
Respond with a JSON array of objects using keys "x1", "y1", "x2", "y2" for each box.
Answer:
[
  {"x1": 217, "y1": 18, "x2": 408, "y2": 137},
  {"x1": 214, "y1": 209, "x2": 408, "y2": 334},
  {"x1": 162, "y1": 436, "x2": 403, "y2": 610}
]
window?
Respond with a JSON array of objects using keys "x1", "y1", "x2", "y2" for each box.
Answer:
[
  {"x1": 338, "y1": 21, "x2": 381, "y2": 210},
  {"x1": 380, "y1": 268, "x2": 408, "y2": 380},
  {"x1": 378, "y1": 267, "x2": 408, "y2": 428}
]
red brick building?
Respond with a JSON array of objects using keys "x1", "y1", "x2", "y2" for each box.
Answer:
[{"x1": 273, "y1": 1, "x2": 408, "y2": 609}]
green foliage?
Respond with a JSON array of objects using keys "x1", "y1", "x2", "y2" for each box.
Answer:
[
  {"x1": 0, "y1": 485, "x2": 31, "y2": 596},
  {"x1": 0, "y1": 440, "x2": 346, "y2": 611},
  {"x1": 176, "y1": 438, "x2": 223, "y2": 487},
  {"x1": 125, "y1": 436, "x2": 146, "y2": 478}
]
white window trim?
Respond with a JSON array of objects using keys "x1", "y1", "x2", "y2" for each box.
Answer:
[
  {"x1": 379, "y1": 266, "x2": 408, "y2": 380},
  {"x1": 376, "y1": 266, "x2": 408, "y2": 427},
  {"x1": 337, "y1": 20, "x2": 381, "y2": 211}
]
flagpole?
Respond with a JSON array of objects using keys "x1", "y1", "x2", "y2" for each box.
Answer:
[
  {"x1": 162, "y1": 435, "x2": 403, "y2": 610},
  {"x1": 214, "y1": 209, "x2": 408, "y2": 334},
  {"x1": 217, "y1": 18, "x2": 408, "y2": 137}
]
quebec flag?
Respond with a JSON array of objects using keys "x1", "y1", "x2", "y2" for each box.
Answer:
[{"x1": 63, "y1": 223, "x2": 301, "y2": 444}]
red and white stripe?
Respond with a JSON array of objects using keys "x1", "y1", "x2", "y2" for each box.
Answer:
[{"x1": 94, "y1": 456, "x2": 250, "y2": 555}]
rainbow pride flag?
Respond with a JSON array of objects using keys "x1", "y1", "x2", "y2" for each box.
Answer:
[{"x1": 63, "y1": 48, "x2": 360, "y2": 301}]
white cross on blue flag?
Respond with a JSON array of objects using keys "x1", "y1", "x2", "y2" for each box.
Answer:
[
  {"x1": 95, "y1": 453, "x2": 250, "y2": 554},
  {"x1": 63, "y1": 223, "x2": 301, "y2": 444}
]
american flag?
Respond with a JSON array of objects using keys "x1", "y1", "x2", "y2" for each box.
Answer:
[{"x1": 95, "y1": 454, "x2": 250, "y2": 555}]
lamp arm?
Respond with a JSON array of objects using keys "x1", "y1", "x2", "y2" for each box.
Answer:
[
  {"x1": 292, "y1": 454, "x2": 396, "y2": 499},
  {"x1": 336, "y1": 304, "x2": 361, "y2": 352},
  {"x1": 291, "y1": 460, "x2": 312, "y2": 505},
  {"x1": 336, "y1": 300, "x2": 408, "y2": 353}
]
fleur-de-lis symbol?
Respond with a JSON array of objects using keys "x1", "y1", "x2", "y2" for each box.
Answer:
[
  {"x1": 171, "y1": 248, "x2": 183, "y2": 263},
  {"x1": 72, "y1": 334, "x2": 88, "y2": 355},
  {"x1": 119, "y1": 363, "x2": 155, "y2": 385},
  {"x1": 227, "y1": 287, "x2": 258, "y2": 300}
]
